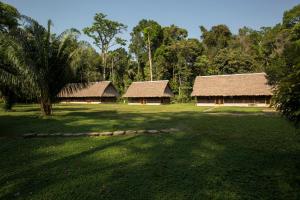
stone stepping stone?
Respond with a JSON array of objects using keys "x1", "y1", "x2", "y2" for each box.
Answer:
[
  {"x1": 169, "y1": 128, "x2": 180, "y2": 132},
  {"x1": 37, "y1": 133, "x2": 48, "y2": 137},
  {"x1": 87, "y1": 132, "x2": 100, "y2": 136},
  {"x1": 147, "y1": 130, "x2": 159, "y2": 134},
  {"x1": 113, "y1": 131, "x2": 125, "y2": 136},
  {"x1": 125, "y1": 130, "x2": 137, "y2": 135},
  {"x1": 160, "y1": 129, "x2": 171, "y2": 133},
  {"x1": 49, "y1": 133, "x2": 62, "y2": 137},
  {"x1": 62, "y1": 133, "x2": 74, "y2": 137},
  {"x1": 72, "y1": 133, "x2": 86, "y2": 136},
  {"x1": 22, "y1": 127, "x2": 179, "y2": 139},
  {"x1": 23, "y1": 133, "x2": 36, "y2": 138},
  {"x1": 100, "y1": 132, "x2": 113, "y2": 136},
  {"x1": 160, "y1": 128, "x2": 180, "y2": 133},
  {"x1": 136, "y1": 130, "x2": 147, "y2": 134}
]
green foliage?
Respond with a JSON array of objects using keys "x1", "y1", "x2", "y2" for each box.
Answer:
[
  {"x1": 212, "y1": 48, "x2": 259, "y2": 74},
  {"x1": 0, "y1": 2, "x2": 22, "y2": 110},
  {"x1": 1, "y1": 1, "x2": 300, "y2": 121},
  {"x1": 268, "y1": 23, "x2": 300, "y2": 127},
  {"x1": 200, "y1": 24, "x2": 232, "y2": 55},
  {"x1": 83, "y1": 13, "x2": 127, "y2": 79},
  {"x1": 0, "y1": 1, "x2": 19, "y2": 32},
  {"x1": 129, "y1": 19, "x2": 163, "y2": 81},
  {"x1": 273, "y1": 66, "x2": 300, "y2": 127},
  {"x1": 283, "y1": 4, "x2": 300, "y2": 28},
  {"x1": 195, "y1": 55, "x2": 210, "y2": 75},
  {"x1": 83, "y1": 13, "x2": 127, "y2": 48},
  {"x1": 162, "y1": 24, "x2": 188, "y2": 45},
  {"x1": 107, "y1": 47, "x2": 131, "y2": 93},
  {"x1": 73, "y1": 42, "x2": 102, "y2": 82},
  {"x1": 263, "y1": 5, "x2": 300, "y2": 127},
  {"x1": 7, "y1": 17, "x2": 84, "y2": 115}
]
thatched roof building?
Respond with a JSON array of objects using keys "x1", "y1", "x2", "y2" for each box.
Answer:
[
  {"x1": 191, "y1": 73, "x2": 273, "y2": 106},
  {"x1": 58, "y1": 81, "x2": 119, "y2": 103},
  {"x1": 123, "y1": 80, "x2": 174, "y2": 104}
]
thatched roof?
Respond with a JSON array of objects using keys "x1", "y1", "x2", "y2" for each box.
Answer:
[
  {"x1": 123, "y1": 80, "x2": 174, "y2": 98},
  {"x1": 191, "y1": 73, "x2": 273, "y2": 96},
  {"x1": 58, "y1": 81, "x2": 119, "y2": 98}
]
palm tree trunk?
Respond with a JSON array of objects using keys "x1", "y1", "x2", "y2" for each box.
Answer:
[
  {"x1": 40, "y1": 98, "x2": 52, "y2": 116},
  {"x1": 2, "y1": 94, "x2": 14, "y2": 111}
]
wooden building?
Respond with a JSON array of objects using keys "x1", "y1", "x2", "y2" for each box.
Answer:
[
  {"x1": 123, "y1": 80, "x2": 174, "y2": 105},
  {"x1": 191, "y1": 73, "x2": 273, "y2": 107},
  {"x1": 58, "y1": 81, "x2": 119, "y2": 103}
]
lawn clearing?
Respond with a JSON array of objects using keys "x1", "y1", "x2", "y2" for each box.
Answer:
[{"x1": 0, "y1": 104, "x2": 299, "y2": 200}]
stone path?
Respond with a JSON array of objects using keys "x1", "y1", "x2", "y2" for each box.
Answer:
[{"x1": 23, "y1": 128, "x2": 180, "y2": 139}]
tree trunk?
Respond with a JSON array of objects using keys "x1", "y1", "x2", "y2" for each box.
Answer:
[
  {"x1": 3, "y1": 94, "x2": 14, "y2": 111},
  {"x1": 178, "y1": 72, "x2": 182, "y2": 96},
  {"x1": 40, "y1": 99, "x2": 52, "y2": 116},
  {"x1": 147, "y1": 35, "x2": 153, "y2": 81},
  {"x1": 101, "y1": 48, "x2": 107, "y2": 80},
  {"x1": 111, "y1": 58, "x2": 114, "y2": 83},
  {"x1": 137, "y1": 60, "x2": 140, "y2": 79}
]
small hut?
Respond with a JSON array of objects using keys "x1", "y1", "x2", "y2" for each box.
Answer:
[
  {"x1": 191, "y1": 73, "x2": 273, "y2": 107},
  {"x1": 123, "y1": 80, "x2": 174, "y2": 105},
  {"x1": 58, "y1": 81, "x2": 119, "y2": 103}
]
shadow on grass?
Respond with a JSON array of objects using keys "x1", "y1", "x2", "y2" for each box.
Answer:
[
  {"x1": 0, "y1": 128, "x2": 299, "y2": 199},
  {"x1": 0, "y1": 105, "x2": 299, "y2": 199},
  {"x1": 0, "y1": 107, "x2": 287, "y2": 137}
]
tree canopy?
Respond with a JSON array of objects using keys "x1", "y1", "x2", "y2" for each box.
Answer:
[{"x1": 0, "y1": 2, "x2": 300, "y2": 123}]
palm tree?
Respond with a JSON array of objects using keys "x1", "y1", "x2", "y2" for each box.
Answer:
[
  {"x1": 0, "y1": 31, "x2": 32, "y2": 110},
  {"x1": 17, "y1": 17, "x2": 84, "y2": 115},
  {"x1": 0, "y1": 2, "x2": 26, "y2": 110}
]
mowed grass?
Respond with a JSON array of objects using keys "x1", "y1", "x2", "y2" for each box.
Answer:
[
  {"x1": 0, "y1": 103, "x2": 300, "y2": 200},
  {"x1": 0, "y1": 103, "x2": 265, "y2": 136}
]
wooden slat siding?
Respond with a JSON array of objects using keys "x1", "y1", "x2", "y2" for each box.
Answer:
[
  {"x1": 197, "y1": 96, "x2": 272, "y2": 104},
  {"x1": 128, "y1": 97, "x2": 171, "y2": 104},
  {"x1": 100, "y1": 97, "x2": 117, "y2": 103}
]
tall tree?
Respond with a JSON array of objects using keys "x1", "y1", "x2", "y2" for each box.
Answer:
[
  {"x1": 0, "y1": 32, "x2": 30, "y2": 110},
  {"x1": 83, "y1": 13, "x2": 127, "y2": 80},
  {"x1": 0, "y1": 1, "x2": 19, "y2": 33},
  {"x1": 0, "y1": 1, "x2": 21, "y2": 110},
  {"x1": 17, "y1": 17, "x2": 83, "y2": 115},
  {"x1": 283, "y1": 4, "x2": 300, "y2": 28},
  {"x1": 129, "y1": 20, "x2": 162, "y2": 81},
  {"x1": 162, "y1": 24, "x2": 188, "y2": 45},
  {"x1": 166, "y1": 39, "x2": 203, "y2": 101},
  {"x1": 266, "y1": 5, "x2": 300, "y2": 127},
  {"x1": 73, "y1": 42, "x2": 102, "y2": 83},
  {"x1": 200, "y1": 24, "x2": 232, "y2": 59},
  {"x1": 107, "y1": 48, "x2": 131, "y2": 93},
  {"x1": 212, "y1": 48, "x2": 259, "y2": 74}
]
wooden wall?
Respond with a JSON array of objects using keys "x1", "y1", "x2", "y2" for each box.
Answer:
[
  {"x1": 128, "y1": 97, "x2": 171, "y2": 104},
  {"x1": 197, "y1": 96, "x2": 271, "y2": 105}
]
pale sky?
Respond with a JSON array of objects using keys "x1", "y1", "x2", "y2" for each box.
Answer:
[{"x1": 4, "y1": 0, "x2": 300, "y2": 50}]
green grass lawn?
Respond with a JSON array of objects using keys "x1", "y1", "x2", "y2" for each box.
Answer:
[{"x1": 0, "y1": 104, "x2": 299, "y2": 199}]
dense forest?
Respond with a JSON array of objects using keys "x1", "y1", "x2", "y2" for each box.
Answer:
[
  {"x1": 77, "y1": 5, "x2": 300, "y2": 103},
  {"x1": 0, "y1": 1, "x2": 300, "y2": 125}
]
